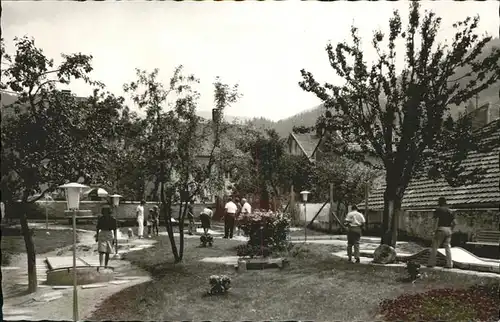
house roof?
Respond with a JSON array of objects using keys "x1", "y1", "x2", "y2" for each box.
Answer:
[
  {"x1": 289, "y1": 132, "x2": 322, "y2": 159},
  {"x1": 361, "y1": 119, "x2": 500, "y2": 210}
]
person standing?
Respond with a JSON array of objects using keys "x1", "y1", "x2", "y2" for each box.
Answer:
[
  {"x1": 343, "y1": 205, "x2": 366, "y2": 263},
  {"x1": 241, "y1": 198, "x2": 252, "y2": 215},
  {"x1": 187, "y1": 200, "x2": 196, "y2": 235},
  {"x1": 152, "y1": 205, "x2": 160, "y2": 236},
  {"x1": 136, "y1": 200, "x2": 146, "y2": 239},
  {"x1": 238, "y1": 198, "x2": 252, "y2": 236},
  {"x1": 147, "y1": 209, "x2": 154, "y2": 238},
  {"x1": 427, "y1": 197, "x2": 455, "y2": 269},
  {"x1": 95, "y1": 205, "x2": 117, "y2": 269},
  {"x1": 199, "y1": 205, "x2": 213, "y2": 234},
  {"x1": 224, "y1": 196, "x2": 238, "y2": 239}
]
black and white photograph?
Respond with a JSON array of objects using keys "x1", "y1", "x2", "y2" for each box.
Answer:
[{"x1": 1, "y1": 1, "x2": 499, "y2": 321}]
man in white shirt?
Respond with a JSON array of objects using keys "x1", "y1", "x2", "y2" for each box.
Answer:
[
  {"x1": 343, "y1": 205, "x2": 366, "y2": 263},
  {"x1": 136, "y1": 200, "x2": 146, "y2": 238},
  {"x1": 200, "y1": 205, "x2": 213, "y2": 234},
  {"x1": 224, "y1": 196, "x2": 238, "y2": 239},
  {"x1": 240, "y1": 198, "x2": 252, "y2": 215},
  {"x1": 237, "y1": 198, "x2": 252, "y2": 236}
]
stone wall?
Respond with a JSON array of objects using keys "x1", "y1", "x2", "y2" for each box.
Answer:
[
  {"x1": 401, "y1": 208, "x2": 499, "y2": 240},
  {"x1": 296, "y1": 203, "x2": 499, "y2": 242}
]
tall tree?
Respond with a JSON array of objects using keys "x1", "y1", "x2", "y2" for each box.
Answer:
[
  {"x1": 299, "y1": 1, "x2": 500, "y2": 246},
  {"x1": 1, "y1": 36, "x2": 120, "y2": 292},
  {"x1": 124, "y1": 67, "x2": 239, "y2": 262}
]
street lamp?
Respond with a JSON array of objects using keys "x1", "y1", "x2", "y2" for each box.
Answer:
[
  {"x1": 59, "y1": 182, "x2": 88, "y2": 322},
  {"x1": 300, "y1": 191, "x2": 310, "y2": 242}
]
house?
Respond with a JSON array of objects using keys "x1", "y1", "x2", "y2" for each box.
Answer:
[
  {"x1": 287, "y1": 129, "x2": 323, "y2": 162},
  {"x1": 362, "y1": 102, "x2": 500, "y2": 211},
  {"x1": 357, "y1": 102, "x2": 500, "y2": 241}
]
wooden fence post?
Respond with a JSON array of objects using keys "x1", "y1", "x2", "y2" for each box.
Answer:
[{"x1": 329, "y1": 183, "x2": 334, "y2": 232}]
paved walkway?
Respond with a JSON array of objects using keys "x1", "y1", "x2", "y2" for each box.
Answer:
[{"x1": 1, "y1": 228, "x2": 156, "y2": 321}]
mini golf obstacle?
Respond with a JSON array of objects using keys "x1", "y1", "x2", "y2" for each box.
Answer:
[
  {"x1": 360, "y1": 247, "x2": 500, "y2": 274},
  {"x1": 45, "y1": 256, "x2": 115, "y2": 286},
  {"x1": 235, "y1": 257, "x2": 289, "y2": 271}
]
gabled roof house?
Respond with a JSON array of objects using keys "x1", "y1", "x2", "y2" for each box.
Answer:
[{"x1": 361, "y1": 102, "x2": 500, "y2": 210}]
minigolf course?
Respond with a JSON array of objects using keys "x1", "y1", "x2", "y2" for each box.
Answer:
[
  {"x1": 402, "y1": 247, "x2": 499, "y2": 273},
  {"x1": 364, "y1": 247, "x2": 500, "y2": 274},
  {"x1": 45, "y1": 256, "x2": 115, "y2": 285}
]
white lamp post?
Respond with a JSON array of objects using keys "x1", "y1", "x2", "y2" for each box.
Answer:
[
  {"x1": 59, "y1": 182, "x2": 88, "y2": 322},
  {"x1": 300, "y1": 191, "x2": 310, "y2": 242}
]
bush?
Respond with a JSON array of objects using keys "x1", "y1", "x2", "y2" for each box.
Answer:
[
  {"x1": 379, "y1": 283, "x2": 500, "y2": 321},
  {"x1": 237, "y1": 210, "x2": 290, "y2": 257},
  {"x1": 208, "y1": 275, "x2": 231, "y2": 295},
  {"x1": 5, "y1": 202, "x2": 46, "y2": 220},
  {"x1": 200, "y1": 234, "x2": 214, "y2": 247}
]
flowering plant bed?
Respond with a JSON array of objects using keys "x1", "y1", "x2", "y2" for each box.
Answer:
[
  {"x1": 200, "y1": 234, "x2": 214, "y2": 247},
  {"x1": 379, "y1": 283, "x2": 500, "y2": 321},
  {"x1": 237, "y1": 210, "x2": 290, "y2": 258},
  {"x1": 208, "y1": 275, "x2": 231, "y2": 295}
]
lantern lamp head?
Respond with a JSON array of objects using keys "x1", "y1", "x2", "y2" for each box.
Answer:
[
  {"x1": 59, "y1": 183, "x2": 89, "y2": 210},
  {"x1": 109, "y1": 194, "x2": 122, "y2": 207},
  {"x1": 300, "y1": 190, "x2": 311, "y2": 203}
]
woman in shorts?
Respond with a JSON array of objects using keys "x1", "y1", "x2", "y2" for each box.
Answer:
[{"x1": 95, "y1": 205, "x2": 117, "y2": 269}]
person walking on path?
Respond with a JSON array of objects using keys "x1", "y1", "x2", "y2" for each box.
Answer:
[
  {"x1": 344, "y1": 205, "x2": 366, "y2": 263},
  {"x1": 224, "y1": 196, "x2": 238, "y2": 239},
  {"x1": 199, "y1": 205, "x2": 213, "y2": 234},
  {"x1": 187, "y1": 200, "x2": 196, "y2": 235},
  {"x1": 136, "y1": 200, "x2": 146, "y2": 238},
  {"x1": 427, "y1": 197, "x2": 456, "y2": 269},
  {"x1": 95, "y1": 205, "x2": 118, "y2": 269},
  {"x1": 152, "y1": 205, "x2": 160, "y2": 236}
]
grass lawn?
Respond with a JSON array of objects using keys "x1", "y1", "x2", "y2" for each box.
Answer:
[
  {"x1": 89, "y1": 235, "x2": 499, "y2": 321},
  {"x1": 1, "y1": 227, "x2": 78, "y2": 266}
]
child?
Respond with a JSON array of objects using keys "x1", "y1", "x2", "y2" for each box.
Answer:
[
  {"x1": 147, "y1": 209, "x2": 154, "y2": 238},
  {"x1": 152, "y1": 205, "x2": 160, "y2": 236}
]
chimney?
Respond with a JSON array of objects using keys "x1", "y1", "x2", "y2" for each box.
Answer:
[
  {"x1": 466, "y1": 100, "x2": 475, "y2": 114},
  {"x1": 471, "y1": 102, "x2": 491, "y2": 130},
  {"x1": 315, "y1": 126, "x2": 324, "y2": 138},
  {"x1": 212, "y1": 108, "x2": 222, "y2": 125}
]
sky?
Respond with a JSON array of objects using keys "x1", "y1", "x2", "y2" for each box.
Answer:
[{"x1": 2, "y1": 1, "x2": 499, "y2": 121}]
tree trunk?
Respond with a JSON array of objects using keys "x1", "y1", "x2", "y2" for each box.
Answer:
[
  {"x1": 177, "y1": 199, "x2": 190, "y2": 263},
  {"x1": 20, "y1": 203, "x2": 37, "y2": 293},
  {"x1": 161, "y1": 183, "x2": 179, "y2": 261},
  {"x1": 381, "y1": 192, "x2": 402, "y2": 247}
]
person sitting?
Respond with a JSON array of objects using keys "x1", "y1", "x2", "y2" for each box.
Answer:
[{"x1": 95, "y1": 205, "x2": 118, "y2": 269}]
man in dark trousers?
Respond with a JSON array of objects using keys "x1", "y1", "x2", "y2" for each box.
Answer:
[
  {"x1": 343, "y1": 205, "x2": 366, "y2": 263},
  {"x1": 223, "y1": 196, "x2": 238, "y2": 239},
  {"x1": 428, "y1": 197, "x2": 455, "y2": 268}
]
